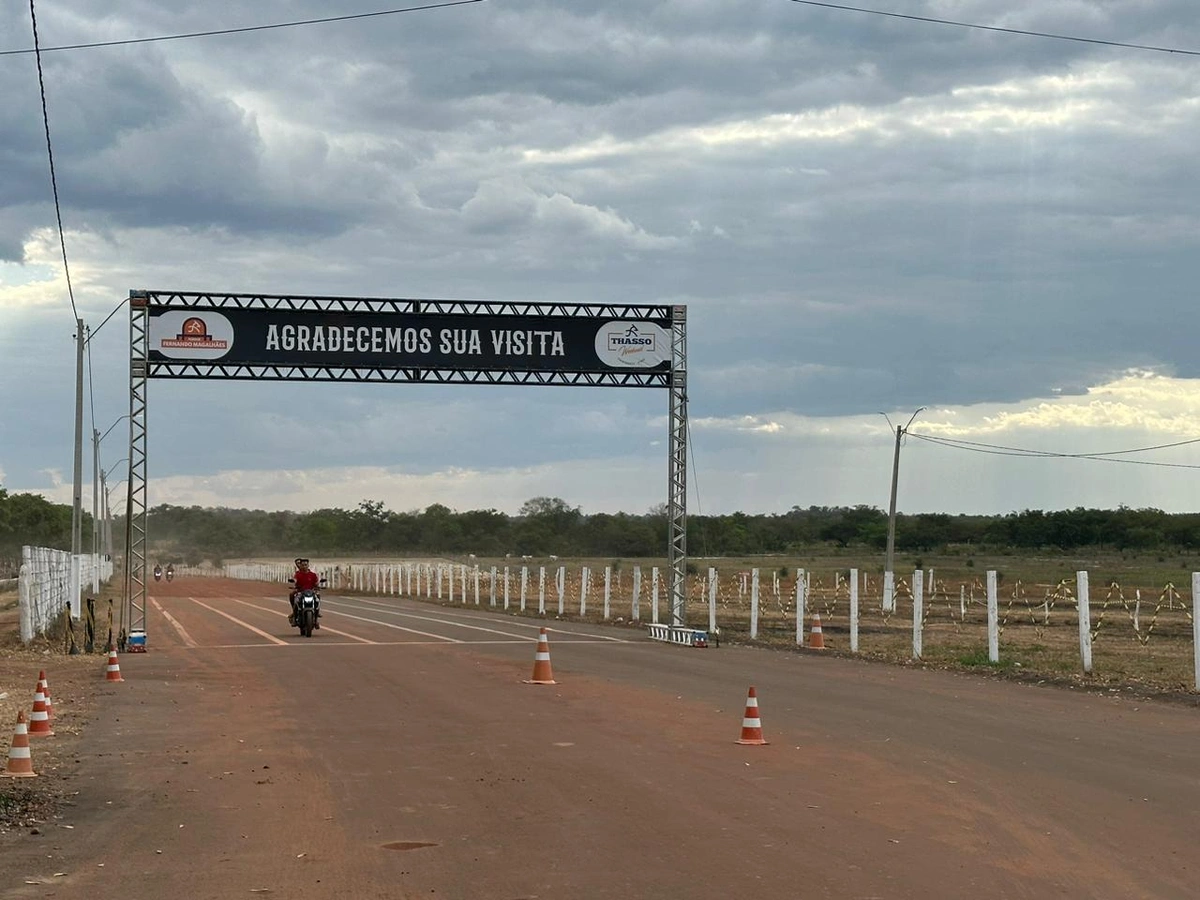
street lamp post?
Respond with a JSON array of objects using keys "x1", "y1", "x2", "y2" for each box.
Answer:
[
  {"x1": 92, "y1": 416, "x2": 130, "y2": 591},
  {"x1": 102, "y1": 463, "x2": 128, "y2": 564}
]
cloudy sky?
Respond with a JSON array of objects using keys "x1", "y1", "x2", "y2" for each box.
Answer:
[{"x1": 3, "y1": 0, "x2": 1200, "y2": 518}]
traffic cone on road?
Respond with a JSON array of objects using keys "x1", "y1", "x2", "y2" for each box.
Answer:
[
  {"x1": 523, "y1": 628, "x2": 557, "y2": 685},
  {"x1": 809, "y1": 613, "x2": 826, "y2": 650},
  {"x1": 37, "y1": 671, "x2": 54, "y2": 723},
  {"x1": 104, "y1": 646, "x2": 125, "y2": 683},
  {"x1": 736, "y1": 686, "x2": 769, "y2": 745},
  {"x1": 1, "y1": 711, "x2": 37, "y2": 777},
  {"x1": 28, "y1": 685, "x2": 54, "y2": 738}
]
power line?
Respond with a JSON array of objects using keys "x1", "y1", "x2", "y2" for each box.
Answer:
[
  {"x1": 787, "y1": 0, "x2": 1200, "y2": 58},
  {"x1": 28, "y1": 0, "x2": 78, "y2": 322},
  {"x1": 908, "y1": 431, "x2": 1200, "y2": 459},
  {"x1": 909, "y1": 432, "x2": 1200, "y2": 470},
  {"x1": 1, "y1": 1, "x2": 486, "y2": 57}
]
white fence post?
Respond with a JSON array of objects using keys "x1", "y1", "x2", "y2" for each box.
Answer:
[
  {"x1": 473, "y1": 565, "x2": 480, "y2": 605},
  {"x1": 987, "y1": 570, "x2": 999, "y2": 663},
  {"x1": 707, "y1": 567, "x2": 716, "y2": 634},
  {"x1": 795, "y1": 568, "x2": 806, "y2": 645},
  {"x1": 556, "y1": 566, "x2": 565, "y2": 615},
  {"x1": 580, "y1": 566, "x2": 589, "y2": 615},
  {"x1": 849, "y1": 568, "x2": 859, "y2": 652},
  {"x1": 538, "y1": 566, "x2": 546, "y2": 615},
  {"x1": 651, "y1": 566, "x2": 660, "y2": 624},
  {"x1": 520, "y1": 566, "x2": 528, "y2": 612},
  {"x1": 603, "y1": 566, "x2": 611, "y2": 620},
  {"x1": 503, "y1": 566, "x2": 510, "y2": 609},
  {"x1": 1192, "y1": 573, "x2": 1200, "y2": 691},
  {"x1": 632, "y1": 566, "x2": 642, "y2": 621},
  {"x1": 1077, "y1": 570, "x2": 1093, "y2": 675},
  {"x1": 912, "y1": 569, "x2": 924, "y2": 659},
  {"x1": 883, "y1": 570, "x2": 895, "y2": 613},
  {"x1": 489, "y1": 566, "x2": 497, "y2": 606},
  {"x1": 750, "y1": 568, "x2": 760, "y2": 640}
]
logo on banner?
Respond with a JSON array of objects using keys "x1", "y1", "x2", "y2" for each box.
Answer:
[
  {"x1": 150, "y1": 311, "x2": 235, "y2": 360},
  {"x1": 594, "y1": 321, "x2": 670, "y2": 368},
  {"x1": 160, "y1": 317, "x2": 229, "y2": 351}
]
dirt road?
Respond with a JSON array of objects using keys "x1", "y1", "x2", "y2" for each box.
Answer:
[{"x1": 3, "y1": 578, "x2": 1197, "y2": 898}]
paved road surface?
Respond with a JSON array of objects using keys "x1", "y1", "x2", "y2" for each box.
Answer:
[{"x1": 4, "y1": 578, "x2": 1197, "y2": 899}]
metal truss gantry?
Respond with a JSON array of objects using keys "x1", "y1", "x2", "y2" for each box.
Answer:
[
  {"x1": 127, "y1": 290, "x2": 691, "y2": 643},
  {"x1": 667, "y1": 305, "x2": 688, "y2": 627},
  {"x1": 124, "y1": 295, "x2": 150, "y2": 641}
]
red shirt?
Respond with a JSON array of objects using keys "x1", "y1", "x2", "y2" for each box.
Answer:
[{"x1": 294, "y1": 570, "x2": 319, "y2": 590}]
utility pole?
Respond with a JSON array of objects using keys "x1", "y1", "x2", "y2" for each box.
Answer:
[
  {"x1": 92, "y1": 425, "x2": 100, "y2": 591},
  {"x1": 70, "y1": 320, "x2": 85, "y2": 613},
  {"x1": 883, "y1": 407, "x2": 925, "y2": 579},
  {"x1": 99, "y1": 467, "x2": 109, "y2": 560}
]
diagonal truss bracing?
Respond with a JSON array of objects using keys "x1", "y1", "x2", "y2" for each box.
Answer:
[
  {"x1": 668, "y1": 305, "x2": 688, "y2": 626},
  {"x1": 124, "y1": 297, "x2": 149, "y2": 642},
  {"x1": 140, "y1": 290, "x2": 673, "y2": 321},
  {"x1": 147, "y1": 363, "x2": 670, "y2": 388}
]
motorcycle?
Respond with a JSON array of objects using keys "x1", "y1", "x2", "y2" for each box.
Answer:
[
  {"x1": 288, "y1": 576, "x2": 326, "y2": 638},
  {"x1": 165, "y1": 564, "x2": 175, "y2": 583},
  {"x1": 153, "y1": 565, "x2": 163, "y2": 582}
]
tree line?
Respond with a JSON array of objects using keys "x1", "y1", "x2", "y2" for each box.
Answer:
[
  {"x1": 0, "y1": 488, "x2": 93, "y2": 576},
  {"x1": 6, "y1": 489, "x2": 1200, "y2": 570},
  {"x1": 138, "y1": 497, "x2": 1200, "y2": 564}
]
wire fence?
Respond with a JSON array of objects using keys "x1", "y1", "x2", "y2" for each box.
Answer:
[
  {"x1": 177, "y1": 559, "x2": 1200, "y2": 689},
  {"x1": 17, "y1": 545, "x2": 114, "y2": 643}
]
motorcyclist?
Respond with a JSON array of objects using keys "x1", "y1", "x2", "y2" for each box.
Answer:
[{"x1": 288, "y1": 558, "x2": 321, "y2": 627}]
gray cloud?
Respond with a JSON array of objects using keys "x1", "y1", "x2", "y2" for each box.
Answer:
[{"x1": 4, "y1": 1, "x2": 1200, "y2": 512}]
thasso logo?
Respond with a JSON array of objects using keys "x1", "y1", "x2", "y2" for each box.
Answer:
[{"x1": 594, "y1": 321, "x2": 669, "y2": 369}]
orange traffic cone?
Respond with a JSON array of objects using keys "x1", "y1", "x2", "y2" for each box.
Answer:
[
  {"x1": 523, "y1": 627, "x2": 557, "y2": 684},
  {"x1": 809, "y1": 613, "x2": 826, "y2": 650},
  {"x1": 104, "y1": 646, "x2": 125, "y2": 683},
  {"x1": 1, "y1": 711, "x2": 37, "y2": 778},
  {"x1": 38, "y1": 671, "x2": 54, "y2": 723},
  {"x1": 736, "y1": 686, "x2": 768, "y2": 745},
  {"x1": 28, "y1": 685, "x2": 54, "y2": 738}
]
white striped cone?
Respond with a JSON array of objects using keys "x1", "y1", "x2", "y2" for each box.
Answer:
[
  {"x1": 28, "y1": 687, "x2": 54, "y2": 737},
  {"x1": 105, "y1": 647, "x2": 125, "y2": 683},
  {"x1": 37, "y1": 671, "x2": 54, "y2": 723},
  {"x1": 736, "y1": 686, "x2": 768, "y2": 745},
  {"x1": 809, "y1": 613, "x2": 826, "y2": 650},
  {"x1": 524, "y1": 627, "x2": 557, "y2": 684},
  {"x1": 2, "y1": 711, "x2": 36, "y2": 777}
]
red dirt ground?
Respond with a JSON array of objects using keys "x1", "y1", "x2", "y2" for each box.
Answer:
[{"x1": 2, "y1": 577, "x2": 1198, "y2": 898}]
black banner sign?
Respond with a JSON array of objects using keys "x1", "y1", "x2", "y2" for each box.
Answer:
[{"x1": 147, "y1": 307, "x2": 673, "y2": 373}]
